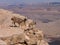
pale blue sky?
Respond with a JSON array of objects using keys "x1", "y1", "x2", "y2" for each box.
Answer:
[{"x1": 0, "y1": 0, "x2": 60, "y2": 4}]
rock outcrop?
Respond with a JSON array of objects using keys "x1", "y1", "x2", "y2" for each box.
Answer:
[{"x1": 0, "y1": 9, "x2": 49, "y2": 45}]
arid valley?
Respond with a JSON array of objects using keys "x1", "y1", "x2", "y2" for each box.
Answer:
[{"x1": 0, "y1": 2, "x2": 60, "y2": 45}]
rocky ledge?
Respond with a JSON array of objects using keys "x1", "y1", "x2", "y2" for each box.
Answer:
[{"x1": 0, "y1": 9, "x2": 49, "y2": 45}]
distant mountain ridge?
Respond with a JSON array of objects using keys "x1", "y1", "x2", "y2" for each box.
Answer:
[
  {"x1": 1, "y1": 2, "x2": 60, "y2": 10},
  {"x1": 49, "y1": 2, "x2": 60, "y2": 5},
  {"x1": 49, "y1": 2, "x2": 60, "y2": 6}
]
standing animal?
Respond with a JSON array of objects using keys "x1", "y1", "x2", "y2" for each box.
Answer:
[{"x1": 11, "y1": 16, "x2": 27, "y2": 27}]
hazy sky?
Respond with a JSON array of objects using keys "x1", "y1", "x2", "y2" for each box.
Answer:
[{"x1": 0, "y1": 0, "x2": 60, "y2": 4}]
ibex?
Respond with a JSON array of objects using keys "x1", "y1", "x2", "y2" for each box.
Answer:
[{"x1": 11, "y1": 16, "x2": 27, "y2": 27}]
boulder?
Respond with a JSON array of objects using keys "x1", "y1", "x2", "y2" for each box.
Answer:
[{"x1": 0, "y1": 40, "x2": 7, "y2": 45}]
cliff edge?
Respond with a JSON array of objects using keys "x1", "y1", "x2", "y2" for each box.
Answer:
[{"x1": 0, "y1": 9, "x2": 49, "y2": 45}]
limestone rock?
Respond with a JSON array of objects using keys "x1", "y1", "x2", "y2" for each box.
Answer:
[
  {"x1": 0, "y1": 9, "x2": 49, "y2": 45},
  {"x1": 38, "y1": 40, "x2": 49, "y2": 45},
  {"x1": 25, "y1": 19, "x2": 36, "y2": 29},
  {"x1": 0, "y1": 40, "x2": 7, "y2": 45}
]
